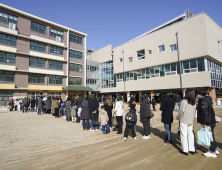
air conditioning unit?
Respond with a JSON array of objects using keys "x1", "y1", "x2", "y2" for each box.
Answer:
[
  {"x1": 56, "y1": 36, "x2": 61, "y2": 42},
  {"x1": 9, "y1": 22, "x2": 16, "y2": 30}
]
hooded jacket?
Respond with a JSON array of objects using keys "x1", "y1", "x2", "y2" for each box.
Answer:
[
  {"x1": 140, "y1": 99, "x2": 152, "y2": 119},
  {"x1": 99, "y1": 109, "x2": 109, "y2": 126}
]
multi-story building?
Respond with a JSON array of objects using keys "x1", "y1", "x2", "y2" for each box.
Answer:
[
  {"x1": 0, "y1": 3, "x2": 92, "y2": 107},
  {"x1": 87, "y1": 10, "x2": 222, "y2": 105}
]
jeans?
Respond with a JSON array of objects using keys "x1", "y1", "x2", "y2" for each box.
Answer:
[
  {"x1": 91, "y1": 120, "x2": 98, "y2": 130},
  {"x1": 124, "y1": 124, "x2": 136, "y2": 138},
  {"x1": 102, "y1": 125, "x2": 105, "y2": 133},
  {"x1": 164, "y1": 123, "x2": 172, "y2": 141},
  {"x1": 82, "y1": 119, "x2": 89, "y2": 129},
  {"x1": 175, "y1": 102, "x2": 180, "y2": 111},
  {"x1": 35, "y1": 107, "x2": 38, "y2": 113},
  {"x1": 38, "y1": 109, "x2": 41, "y2": 115},
  {"x1": 209, "y1": 124, "x2": 217, "y2": 153},
  {"x1": 142, "y1": 117, "x2": 150, "y2": 136}
]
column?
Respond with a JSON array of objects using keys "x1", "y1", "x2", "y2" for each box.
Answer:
[
  {"x1": 127, "y1": 91, "x2": 130, "y2": 102},
  {"x1": 150, "y1": 90, "x2": 154, "y2": 100},
  {"x1": 209, "y1": 87, "x2": 216, "y2": 106}
]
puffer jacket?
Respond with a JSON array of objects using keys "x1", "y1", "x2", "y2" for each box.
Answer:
[
  {"x1": 114, "y1": 101, "x2": 123, "y2": 116},
  {"x1": 140, "y1": 99, "x2": 152, "y2": 119},
  {"x1": 99, "y1": 109, "x2": 109, "y2": 126},
  {"x1": 197, "y1": 96, "x2": 215, "y2": 125}
]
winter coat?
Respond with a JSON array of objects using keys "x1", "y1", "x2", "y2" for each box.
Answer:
[
  {"x1": 114, "y1": 101, "x2": 123, "y2": 116},
  {"x1": 51, "y1": 100, "x2": 55, "y2": 114},
  {"x1": 81, "y1": 100, "x2": 90, "y2": 120},
  {"x1": 160, "y1": 95, "x2": 175, "y2": 124},
  {"x1": 38, "y1": 98, "x2": 43, "y2": 109},
  {"x1": 104, "y1": 102, "x2": 113, "y2": 117},
  {"x1": 65, "y1": 100, "x2": 71, "y2": 117},
  {"x1": 74, "y1": 97, "x2": 82, "y2": 109},
  {"x1": 151, "y1": 98, "x2": 156, "y2": 104},
  {"x1": 88, "y1": 99, "x2": 99, "y2": 119},
  {"x1": 31, "y1": 99, "x2": 35, "y2": 108},
  {"x1": 173, "y1": 94, "x2": 181, "y2": 102},
  {"x1": 46, "y1": 100, "x2": 52, "y2": 110},
  {"x1": 126, "y1": 110, "x2": 137, "y2": 126},
  {"x1": 22, "y1": 98, "x2": 28, "y2": 106},
  {"x1": 140, "y1": 99, "x2": 152, "y2": 119},
  {"x1": 99, "y1": 109, "x2": 109, "y2": 126},
  {"x1": 129, "y1": 97, "x2": 136, "y2": 110},
  {"x1": 197, "y1": 96, "x2": 215, "y2": 125},
  {"x1": 71, "y1": 104, "x2": 77, "y2": 116},
  {"x1": 53, "y1": 100, "x2": 60, "y2": 109}
]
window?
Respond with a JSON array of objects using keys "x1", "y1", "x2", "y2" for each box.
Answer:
[
  {"x1": 137, "y1": 69, "x2": 146, "y2": 79},
  {"x1": 116, "y1": 73, "x2": 124, "y2": 82},
  {"x1": 49, "y1": 60, "x2": 63, "y2": 70},
  {"x1": 165, "y1": 63, "x2": 177, "y2": 76},
  {"x1": 148, "y1": 50, "x2": 152, "y2": 54},
  {"x1": 150, "y1": 67, "x2": 160, "y2": 78},
  {"x1": 159, "y1": 45, "x2": 165, "y2": 52},
  {"x1": 0, "y1": 91, "x2": 13, "y2": 101},
  {"x1": 51, "y1": 28, "x2": 64, "y2": 39},
  {"x1": 170, "y1": 44, "x2": 177, "y2": 51},
  {"x1": 69, "y1": 77, "x2": 82, "y2": 85},
  {"x1": 120, "y1": 58, "x2": 122, "y2": 62},
  {"x1": 197, "y1": 58, "x2": 205, "y2": 72},
  {"x1": 87, "y1": 66, "x2": 90, "y2": 71},
  {"x1": 30, "y1": 41, "x2": 46, "y2": 52},
  {"x1": 69, "y1": 49, "x2": 83, "y2": 59},
  {"x1": 87, "y1": 66, "x2": 98, "y2": 72},
  {"x1": 28, "y1": 73, "x2": 45, "y2": 84},
  {"x1": 129, "y1": 57, "x2": 133, "y2": 63},
  {"x1": 0, "y1": 11, "x2": 18, "y2": 25},
  {"x1": 50, "y1": 45, "x2": 63, "y2": 56},
  {"x1": 69, "y1": 63, "x2": 83, "y2": 72},
  {"x1": 70, "y1": 34, "x2": 83, "y2": 44},
  {"x1": 0, "y1": 52, "x2": 15, "y2": 64},
  {"x1": 137, "y1": 50, "x2": 145, "y2": 60},
  {"x1": 86, "y1": 79, "x2": 99, "y2": 85},
  {"x1": 48, "y1": 92, "x2": 62, "y2": 98},
  {"x1": 49, "y1": 75, "x2": 63, "y2": 85},
  {"x1": 0, "y1": 33, "x2": 16, "y2": 46},
  {"x1": 29, "y1": 57, "x2": 45, "y2": 68},
  {"x1": 31, "y1": 22, "x2": 46, "y2": 34},
  {"x1": 126, "y1": 72, "x2": 134, "y2": 81},
  {"x1": 182, "y1": 59, "x2": 198, "y2": 73},
  {"x1": 0, "y1": 71, "x2": 14, "y2": 82}
]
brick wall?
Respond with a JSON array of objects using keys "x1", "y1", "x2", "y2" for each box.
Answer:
[
  {"x1": 69, "y1": 57, "x2": 84, "y2": 64},
  {"x1": 17, "y1": 37, "x2": 30, "y2": 53},
  {"x1": 15, "y1": 72, "x2": 28, "y2": 88},
  {"x1": 49, "y1": 27, "x2": 67, "y2": 46},
  {"x1": 63, "y1": 63, "x2": 67, "y2": 75},
  {"x1": 16, "y1": 54, "x2": 29, "y2": 70},
  {"x1": 69, "y1": 71, "x2": 84, "y2": 78},
  {"x1": 69, "y1": 41, "x2": 84, "y2": 52}
]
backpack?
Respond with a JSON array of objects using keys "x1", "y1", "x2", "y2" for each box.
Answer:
[{"x1": 125, "y1": 111, "x2": 136, "y2": 123}]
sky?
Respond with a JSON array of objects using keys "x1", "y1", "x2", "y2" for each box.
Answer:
[{"x1": 1, "y1": 0, "x2": 222, "y2": 51}]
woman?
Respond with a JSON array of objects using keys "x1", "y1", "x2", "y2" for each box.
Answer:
[
  {"x1": 18, "y1": 98, "x2": 22, "y2": 112},
  {"x1": 9, "y1": 99, "x2": 14, "y2": 111},
  {"x1": 65, "y1": 97, "x2": 72, "y2": 122},
  {"x1": 114, "y1": 95, "x2": 123, "y2": 134},
  {"x1": 140, "y1": 94, "x2": 152, "y2": 139},
  {"x1": 31, "y1": 98, "x2": 36, "y2": 112},
  {"x1": 81, "y1": 97, "x2": 90, "y2": 130},
  {"x1": 88, "y1": 94, "x2": 99, "y2": 131},
  {"x1": 176, "y1": 89, "x2": 196, "y2": 156},
  {"x1": 104, "y1": 96, "x2": 113, "y2": 128},
  {"x1": 46, "y1": 97, "x2": 52, "y2": 114},
  {"x1": 14, "y1": 99, "x2": 18, "y2": 111},
  {"x1": 51, "y1": 97, "x2": 55, "y2": 116},
  {"x1": 53, "y1": 97, "x2": 60, "y2": 118}
]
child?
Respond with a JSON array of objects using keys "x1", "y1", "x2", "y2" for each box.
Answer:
[
  {"x1": 99, "y1": 105, "x2": 109, "y2": 134},
  {"x1": 123, "y1": 109, "x2": 137, "y2": 141}
]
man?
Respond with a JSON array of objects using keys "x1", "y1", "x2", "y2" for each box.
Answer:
[
  {"x1": 173, "y1": 92, "x2": 181, "y2": 111},
  {"x1": 22, "y1": 97, "x2": 28, "y2": 113},
  {"x1": 160, "y1": 90, "x2": 175, "y2": 144},
  {"x1": 31, "y1": 98, "x2": 35, "y2": 112},
  {"x1": 151, "y1": 96, "x2": 156, "y2": 112},
  {"x1": 37, "y1": 96, "x2": 43, "y2": 115},
  {"x1": 74, "y1": 94, "x2": 83, "y2": 123}
]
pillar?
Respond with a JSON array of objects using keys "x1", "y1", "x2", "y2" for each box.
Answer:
[
  {"x1": 150, "y1": 90, "x2": 154, "y2": 100},
  {"x1": 209, "y1": 87, "x2": 216, "y2": 106},
  {"x1": 88, "y1": 91, "x2": 91, "y2": 98},
  {"x1": 127, "y1": 91, "x2": 130, "y2": 102}
]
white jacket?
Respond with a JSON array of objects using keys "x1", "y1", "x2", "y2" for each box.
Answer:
[{"x1": 114, "y1": 101, "x2": 123, "y2": 116}]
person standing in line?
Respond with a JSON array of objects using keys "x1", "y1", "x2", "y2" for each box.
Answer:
[
  {"x1": 20, "y1": 98, "x2": 23, "y2": 112},
  {"x1": 51, "y1": 97, "x2": 55, "y2": 116},
  {"x1": 88, "y1": 94, "x2": 99, "y2": 131},
  {"x1": 8, "y1": 99, "x2": 13, "y2": 111},
  {"x1": 99, "y1": 105, "x2": 109, "y2": 134},
  {"x1": 151, "y1": 96, "x2": 156, "y2": 112},
  {"x1": 46, "y1": 97, "x2": 52, "y2": 114},
  {"x1": 53, "y1": 97, "x2": 60, "y2": 118},
  {"x1": 14, "y1": 99, "x2": 18, "y2": 111},
  {"x1": 31, "y1": 98, "x2": 35, "y2": 112},
  {"x1": 160, "y1": 90, "x2": 175, "y2": 144},
  {"x1": 114, "y1": 95, "x2": 123, "y2": 134},
  {"x1": 35, "y1": 97, "x2": 38, "y2": 113},
  {"x1": 81, "y1": 97, "x2": 90, "y2": 130},
  {"x1": 104, "y1": 96, "x2": 113, "y2": 129},
  {"x1": 173, "y1": 92, "x2": 181, "y2": 111},
  {"x1": 22, "y1": 97, "x2": 28, "y2": 113},
  {"x1": 37, "y1": 96, "x2": 43, "y2": 115},
  {"x1": 65, "y1": 97, "x2": 72, "y2": 122},
  {"x1": 176, "y1": 89, "x2": 196, "y2": 156},
  {"x1": 74, "y1": 94, "x2": 83, "y2": 123},
  {"x1": 140, "y1": 94, "x2": 152, "y2": 139},
  {"x1": 17, "y1": 98, "x2": 21, "y2": 112},
  {"x1": 123, "y1": 109, "x2": 137, "y2": 141}
]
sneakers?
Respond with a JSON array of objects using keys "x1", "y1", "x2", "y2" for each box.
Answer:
[
  {"x1": 216, "y1": 149, "x2": 220, "y2": 155},
  {"x1": 142, "y1": 135, "x2": 150, "y2": 139},
  {"x1": 90, "y1": 129, "x2": 95, "y2": 131},
  {"x1": 203, "y1": 152, "x2": 217, "y2": 158},
  {"x1": 95, "y1": 129, "x2": 98, "y2": 131},
  {"x1": 123, "y1": 137, "x2": 126, "y2": 141},
  {"x1": 134, "y1": 137, "x2": 137, "y2": 140}
]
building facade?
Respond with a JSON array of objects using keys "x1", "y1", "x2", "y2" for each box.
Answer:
[
  {"x1": 87, "y1": 10, "x2": 222, "y2": 105},
  {"x1": 0, "y1": 3, "x2": 90, "y2": 107}
]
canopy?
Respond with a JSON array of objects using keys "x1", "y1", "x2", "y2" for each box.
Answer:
[{"x1": 63, "y1": 86, "x2": 93, "y2": 91}]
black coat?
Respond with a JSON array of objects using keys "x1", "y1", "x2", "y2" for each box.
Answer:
[
  {"x1": 74, "y1": 97, "x2": 82, "y2": 109},
  {"x1": 88, "y1": 99, "x2": 99, "y2": 120},
  {"x1": 173, "y1": 94, "x2": 181, "y2": 102},
  {"x1": 81, "y1": 100, "x2": 90, "y2": 120},
  {"x1": 104, "y1": 102, "x2": 113, "y2": 116},
  {"x1": 140, "y1": 99, "x2": 152, "y2": 119},
  {"x1": 31, "y1": 99, "x2": 35, "y2": 107},
  {"x1": 160, "y1": 95, "x2": 175, "y2": 124},
  {"x1": 151, "y1": 98, "x2": 156, "y2": 104}
]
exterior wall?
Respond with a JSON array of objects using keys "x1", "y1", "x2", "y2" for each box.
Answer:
[
  {"x1": 15, "y1": 72, "x2": 28, "y2": 88},
  {"x1": 16, "y1": 54, "x2": 29, "y2": 70},
  {"x1": 100, "y1": 82, "x2": 124, "y2": 93}
]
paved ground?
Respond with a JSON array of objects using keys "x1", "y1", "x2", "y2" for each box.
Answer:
[{"x1": 0, "y1": 104, "x2": 222, "y2": 170}]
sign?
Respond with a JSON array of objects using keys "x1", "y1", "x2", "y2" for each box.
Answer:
[{"x1": 28, "y1": 95, "x2": 32, "y2": 98}]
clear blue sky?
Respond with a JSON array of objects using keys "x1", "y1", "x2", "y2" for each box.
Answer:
[{"x1": 1, "y1": 0, "x2": 222, "y2": 51}]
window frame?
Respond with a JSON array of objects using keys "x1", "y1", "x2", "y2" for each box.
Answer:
[
  {"x1": 129, "y1": 57, "x2": 133, "y2": 63},
  {"x1": 0, "y1": 33, "x2": 17, "y2": 47},
  {"x1": 0, "y1": 51, "x2": 16, "y2": 64},
  {"x1": 29, "y1": 57, "x2": 45, "y2": 68},
  {"x1": 31, "y1": 21, "x2": 47, "y2": 35},
  {"x1": 49, "y1": 75, "x2": 63, "y2": 85},
  {"x1": 69, "y1": 49, "x2": 83, "y2": 60},
  {"x1": 137, "y1": 49, "x2": 145, "y2": 60},
  {"x1": 159, "y1": 45, "x2": 165, "y2": 52},
  {"x1": 50, "y1": 28, "x2": 64, "y2": 39},
  {"x1": 30, "y1": 41, "x2": 46, "y2": 53},
  {"x1": 28, "y1": 73, "x2": 45, "y2": 84},
  {"x1": 148, "y1": 50, "x2": 152, "y2": 54},
  {"x1": 69, "y1": 63, "x2": 83, "y2": 72},
  {"x1": 50, "y1": 45, "x2": 63, "y2": 56},
  {"x1": 0, "y1": 71, "x2": 15, "y2": 82},
  {"x1": 70, "y1": 34, "x2": 83, "y2": 45},
  {"x1": 170, "y1": 44, "x2": 177, "y2": 52},
  {"x1": 69, "y1": 77, "x2": 83, "y2": 85},
  {"x1": 49, "y1": 60, "x2": 63, "y2": 70},
  {"x1": 120, "y1": 58, "x2": 122, "y2": 62},
  {"x1": 0, "y1": 11, "x2": 18, "y2": 25}
]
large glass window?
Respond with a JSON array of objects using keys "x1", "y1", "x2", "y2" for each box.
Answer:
[
  {"x1": 49, "y1": 60, "x2": 63, "y2": 70},
  {"x1": 70, "y1": 34, "x2": 83, "y2": 44},
  {"x1": 50, "y1": 28, "x2": 64, "y2": 39},
  {"x1": 101, "y1": 61, "x2": 114, "y2": 88},
  {"x1": 137, "y1": 50, "x2": 145, "y2": 60},
  {"x1": 50, "y1": 45, "x2": 63, "y2": 56},
  {"x1": 86, "y1": 79, "x2": 99, "y2": 85},
  {"x1": 0, "y1": 71, "x2": 14, "y2": 82},
  {"x1": 31, "y1": 22, "x2": 46, "y2": 34},
  {"x1": 207, "y1": 59, "x2": 222, "y2": 88},
  {"x1": 0, "y1": 11, "x2": 18, "y2": 25},
  {"x1": 28, "y1": 74, "x2": 45, "y2": 84},
  {"x1": 0, "y1": 52, "x2": 16, "y2": 64},
  {"x1": 0, "y1": 91, "x2": 13, "y2": 101},
  {"x1": 197, "y1": 58, "x2": 205, "y2": 72},
  {"x1": 69, "y1": 49, "x2": 83, "y2": 59},
  {"x1": 69, "y1": 63, "x2": 83, "y2": 72},
  {"x1": 116, "y1": 73, "x2": 124, "y2": 82},
  {"x1": 165, "y1": 63, "x2": 177, "y2": 76},
  {"x1": 69, "y1": 77, "x2": 82, "y2": 85},
  {"x1": 0, "y1": 33, "x2": 16, "y2": 47},
  {"x1": 29, "y1": 57, "x2": 45, "y2": 68},
  {"x1": 30, "y1": 41, "x2": 46, "y2": 52},
  {"x1": 49, "y1": 75, "x2": 63, "y2": 85}
]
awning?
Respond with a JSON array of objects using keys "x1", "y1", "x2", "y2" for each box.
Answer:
[{"x1": 63, "y1": 86, "x2": 93, "y2": 91}]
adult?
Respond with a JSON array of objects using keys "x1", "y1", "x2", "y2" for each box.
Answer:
[
  {"x1": 114, "y1": 95, "x2": 123, "y2": 134},
  {"x1": 112, "y1": 96, "x2": 115, "y2": 103},
  {"x1": 140, "y1": 94, "x2": 152, "y2": 139},
  {"x1": 88, "y1": 94, "x2": 99, "y2": 131},
  {"x1": 37, "y1": 96, "x2": 43, "y2": 115},
  {"x1": 53, "y1": 97, "x2": 60, "y2": 118},
  {"x1": 42, "y1": 95, "x2": 47, "y2": 102},
  {"x1": 151, "y1": 96, "x2": 156, "y2": 112},
  {"x1": 35, "y1": 97, "x2": 38, "y2": 113},
  {"x1": 31, "y1": 98, "x2": 36, "y2": 112},
  {"x1": 104, "y1": 96, "x2": 113, "y2": 128},
  {"x1": 51, "y1": 97, "x2": 55, "y2": 116},
  {"x1": 65, "y1": 97, "x2": 72, "y2": 121},
  {"x1": 14, "y1": 99, "x2": 18, "y2": 111},
  {"x1": 173, "y1": 92, "x2": 181, "y2": 111},
  {"x1": 160, "y1": 90, "x2": 175, "y2": 144},
  {"x1": 197, "y1": 89, "x2": 219, "y2": 158},
  {"x1": 176, "y1": 89, "x2": 196, "y2": 156},
  {"x1": 46, "y1": 97, "x2": 52, "y2": 114},
  {"x1": 22, "y1": 97, "x2": 28, "y2": 113},
  {"x1": 129, "y1": 95, "x2": 136, "y2": 110},
  {"x1": 8, "y1": 99, "x2": 13, "y2": 111},
  {"x1": 74, "y1": 94, "x2": 83, "y2": 123},
  {"x1": 81, "y1": 97, "x2": 90, "y2": 130},
  {"x1": 18, "y1": 98, "x2": 22, "y2": 112}
]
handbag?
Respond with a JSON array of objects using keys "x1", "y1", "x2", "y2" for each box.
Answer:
[
  {"x1": 215, "y1": 116, "x2": 221, "y2": 123},
  {"x1": 197, "y1": 127, "x2": 212, "y2": 147},
  {"x1": 147, "y1": 104, "x2": 154, "y2": 118},
  {"x1": 91, "y1": 119, "x2": 99, "y2": 126}
]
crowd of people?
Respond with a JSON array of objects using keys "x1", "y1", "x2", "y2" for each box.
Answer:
[{"x1": 7, "y1": 89, "x2": 220, "y2": 158}]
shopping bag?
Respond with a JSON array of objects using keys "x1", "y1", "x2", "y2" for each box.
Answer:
[
  {"x1": 197, "y1": 127, "x2": 212, "y2": 147},
  {"x1": 112, "y1": 116, "x2": 118, "y2": 126}
]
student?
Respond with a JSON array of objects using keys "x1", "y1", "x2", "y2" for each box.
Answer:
[
  {"x1": 151, "y1": 96, "x2": 156, "y2": 112},
  {"x1": 99, "y1": 105, "x2": 109, "y2": 134},
  {"x1": 114, "y1": 95, "x2": 124, "y2": 134},
  {"x1": 123, "y1": 109, "x2": 137, "y2": 141},
  {"x1": 104, "y1": 96, "x2": 113, "y2": 128}
]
